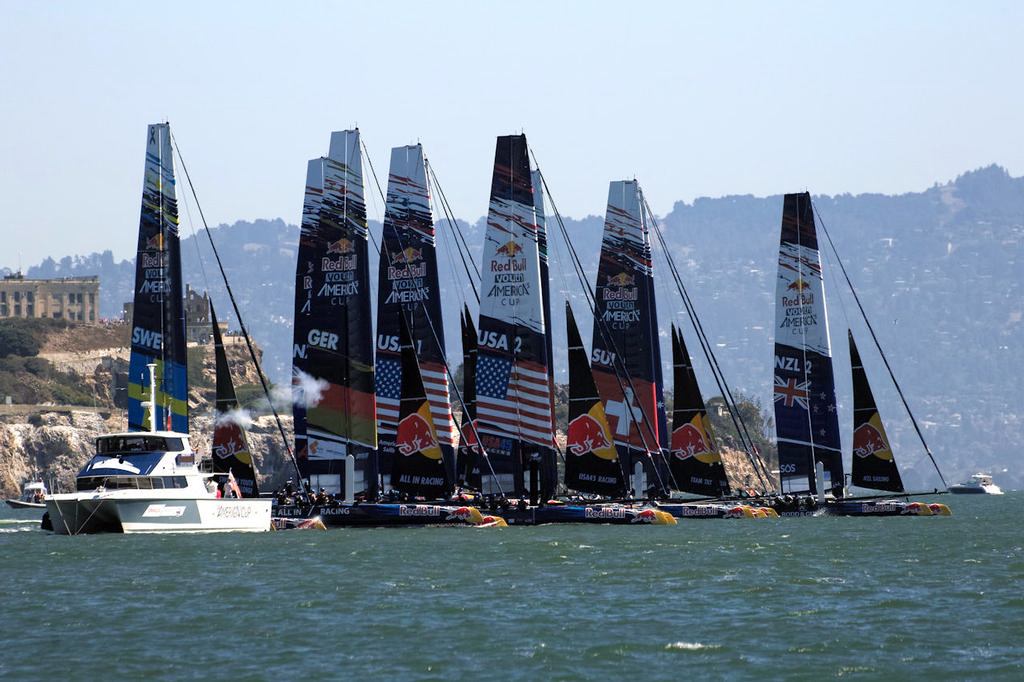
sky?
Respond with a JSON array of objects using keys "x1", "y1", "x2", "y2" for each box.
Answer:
[{"x1": 2, "y1": 0, "x2": 1022, "y2": 271}]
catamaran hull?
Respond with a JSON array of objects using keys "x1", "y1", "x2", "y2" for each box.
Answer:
[
  {"x1": 765, "y1": 499, "x2": 951, "y2": 517},
  {"x1": 272, "y1": 502, "x2": 675, "y2": 526},
  {"x1": 45, "y1": 496, "x2": 272, "y2": 534}
]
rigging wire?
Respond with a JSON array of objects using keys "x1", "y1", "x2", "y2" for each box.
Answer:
[
  {"x1": 169, "y1": 130, "x2": 303, "y2": 484},
  {"x1": 813, "y1": 204, "x2": 947, "y2": 488},
  {"x1": 532, "y1": 163, "x2": 669, "y2": 496},
  {"x1": 643, "y1": 195, "x2": 775, "y2": 492}
]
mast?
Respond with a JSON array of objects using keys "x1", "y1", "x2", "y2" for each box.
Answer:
[
  {"x1": 669, "y1": 325, "x2": 731, "y2": 496},
  {"x1": 773, "y1": 192, "x2": 843, "y2": 496},
  {"x1": 590, "y1": 180, "x2": 668, "y2": 497},
  {"x1": 128, "y1": 123, "x2": 187, "y2": 433},
  {"x1": 291, "y1": 130, "x2": 377, "y2": 498},
  {"x1": 375, "y1": 144, "x2": 455, "y2": 491},
  {"x1": 849, "y1": 330, "x2": 904, "y2": 492},
  {"x1": 474, "y1": 134, "x2": 556, "y2": 498},
  {"x1": 210, "y1": 302, "x2": 260, "y2": 497}
]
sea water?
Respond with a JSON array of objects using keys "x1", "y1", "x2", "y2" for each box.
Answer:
[{"x1": 1, "y1": 493, "x2": 1021, "y2": 681}]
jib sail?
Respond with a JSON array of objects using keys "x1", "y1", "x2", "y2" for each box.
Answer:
[
  {"x1": 669, "y1": 325, "x2": 730, "y2": 497},
  {"x1": 849, "y1": 330, "x2": 904, "y2": 492},
  {"x1": 210, "y1": 302, "x2": 260, "y2": 497}
]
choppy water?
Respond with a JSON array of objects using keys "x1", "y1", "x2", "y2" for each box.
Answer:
[{"x1": 2, "y1": 493, "x2": 1022, "y2": 681}]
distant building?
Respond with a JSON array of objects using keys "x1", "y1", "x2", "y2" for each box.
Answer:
[
  {"x1": 0, "y1": 273, "x2": 99, "y2": 323},
  {"x1": 122, "y1": 283, "x2": 226, "y2": 344}
]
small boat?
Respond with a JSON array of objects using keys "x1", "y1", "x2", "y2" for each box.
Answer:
[
  {"x1": 769, "y1": 192, "x2": 951, "y2": 517},
  {"x1": 5, "y1": 481, "x2": 48, "y2": 509},
  {"x1": 948, "y1": 474, "x2": 1003, "y2": 495}
]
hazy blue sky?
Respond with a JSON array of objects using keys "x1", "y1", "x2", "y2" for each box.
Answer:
[{"x1": 2, "y1": 0, "x2": 1021, "y2": 270}]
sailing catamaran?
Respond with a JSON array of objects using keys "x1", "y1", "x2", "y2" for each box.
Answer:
[
  {"x1": 589, "y1": 180, "x2": 670, "y2": 500},
  {"x1": 277, "y1": 131, "x2": 499, "y2": 527},
  {"x1": 769, "y1": 192, "x2": 950, "y2": 516},
  {"x1": 45, "y1": 123, "x2": 271, "y2": 533},
  {"x1": 375, "y1": 144, "x2": 456, "y2": 493}
]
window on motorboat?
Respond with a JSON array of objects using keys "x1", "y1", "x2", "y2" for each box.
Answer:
[
  {"x1": 95, "y1": 435, "x2": 185, "y2": 455},
  {"x1": 76, "y1": 475, "x2": 189, "y2": 491}
]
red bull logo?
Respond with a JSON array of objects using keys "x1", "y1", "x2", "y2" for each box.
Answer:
[
  {"x1": 786, "y1": 278, "x2": 808, "y2": 292},
  {"x1": 567, "y1": 413, "x2": 614, "y2": 456},
  {"x1": 852, "y1": 422, "x2": 888, "y2": 459},
  {"x1": 146, "y1": 233, "x2": 164, "y2": 250},
  {"x1": 326, "y1": 237, "x2": 355, "y2": 255},
  {"x1": 446, "y1": 506, "x2": 482, "y2": 524},
  {"x1": 396, "y1": 411, "x2": 438, "y2": 456},
  {"x1": 391, "y1": 246, "x2": 422, "y2": 265},
  {"x1": 212, "y1": 429, "x2": 247, "y2": 460},
  {"x1": 632, "y1": 509, "x2": 658, "y2": 524},
  {"x1": 607, "y1": 272, "x2": 635, "y2": 287},
  {"x1": 494, "y1": 240, "x2": 523, "y2": 257},
  {"x1": 671, "y1": 423, "x2": 710, "y2": 460}
]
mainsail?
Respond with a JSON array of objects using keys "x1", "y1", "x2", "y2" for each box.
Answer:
[
  {"x1": 291, "y1": 130, "x2": 377, "y2": 497},
  {"x1": 391, "y1": 315, "x2": 452, "y2": 498},
  {"x1": 590, "y1": 180, "x2": 668, "y2": 496},
  {"x1": 849, "y1": 330, "x2": 904, "y2": 492},
  {"x1": 375, "y1": 144, "x2": 454, "y2": 489},
  {"x1": 773, "y1": 192, "x2": 843, "y2": 495},
  {"x1": 291, "y1": 158, "x2": 323, "y2": 472},
  {"x1": 128, "y1": 123, "x2": 187, "y2": 433},
  {"x1": 474, "y1": 134, "x2": 556, "y2": 497},
  {"x1": 210, "y1": 303, "x2": 260, "y2": 498},
  {"x1": 669, "y1": 325, "x2": 731, "y2": 496},
  {"x1": 565, "y1": 302, "x2": 626, "y2": 497}
]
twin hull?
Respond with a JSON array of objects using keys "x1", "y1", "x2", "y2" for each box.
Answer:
[{"x1": 46, "y1": 494, "x2": 271, "y2": 534}]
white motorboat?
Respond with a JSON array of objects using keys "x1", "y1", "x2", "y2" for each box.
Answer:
[
  {"x1": 44, "y1": 431, "x2": 271, "y2": 534},
  {"x1": 948, "y1": 473, "x2": 1003, "y2": 495},
  {"x1": 5, "y1": 481, "x2": 48, "y2": 509}
]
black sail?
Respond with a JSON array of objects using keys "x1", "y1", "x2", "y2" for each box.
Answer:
[
  {"x1": 668, "y1": 326, "x2": 731, "y2": 496},
  {"x1": 849, "y1": 331, "x2": 904, "y2": 492},
  {"x1": 564, "y1": 302, "x2": 627, "y2": 497}
]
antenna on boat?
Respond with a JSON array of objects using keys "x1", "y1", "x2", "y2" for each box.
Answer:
[{"x1": 142, "y1": 362, "x2": 156, "y2": 432}]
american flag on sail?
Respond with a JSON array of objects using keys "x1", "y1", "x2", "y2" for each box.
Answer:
[
  {"x1": 376, "y1": 357, "x2": 454, "y2": 447},
  {"x1": 476, "y1": 354, "x2": 553, "y2": 447}
]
